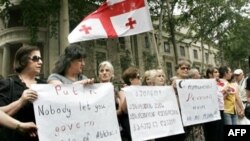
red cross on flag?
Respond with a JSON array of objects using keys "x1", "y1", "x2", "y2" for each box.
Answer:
[{"x1": 68, "y1": 0, "x2": 153, "y2": 43}]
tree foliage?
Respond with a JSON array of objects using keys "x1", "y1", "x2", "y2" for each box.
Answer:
[
  {"x1": 68, "y1": 0, "x2": 105, "y2": 31},
  {"x1": 180, "y1": 0, "x2": 250, "y2": 69},
  {"x1": 147, "y1": 0, "x2": 250, "y2": 69}
]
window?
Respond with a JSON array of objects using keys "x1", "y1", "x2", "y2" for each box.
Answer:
[
  {"x1": 180, "y1": 46, "x2": 185, "y2": 56},
  {"x1": 193, "y1": 49, "x2": 198, "y2": 59},
  {"x1": 166, "y1": 62, "x2": 173, "y2": 81},
  {"x1": 119, "y1": 37, "x2": 125, "y2": 50},
  {"x1": 96, "y1": 39, "x2": 107, "y2": 46},
  {"x1": 205, "y1": 53, "x2": 209, "y2": 63},
  {"x1": 96, "y1": 51, "x2": 107, "y2": 75},
  {"x1": 120, "y1": 55, "x2": 130, "y2": 71},
  {"x1": 164, "y1": 42, "x2": 170, "y2": 53},
  {"x1": 145, "y1": 36, "x2": 150, "y2": 48}
]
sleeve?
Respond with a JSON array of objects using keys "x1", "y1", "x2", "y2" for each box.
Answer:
[
  {"x1": 47, "y1": 73, "x2": 62, "y2": 82},
  {"x1": 0, "y1": 79, "x2": 12, "y2": 106},
  {"x1": 246, "y1": 77, "x2": 250, "y2": 90}
]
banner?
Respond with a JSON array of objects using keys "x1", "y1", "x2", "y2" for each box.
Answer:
[
  {"x1": 32, "y1": 83, "x2": 121, "y2": 141},
  {"x1": 123, "y1": 86, "x2": 184, "y2": 141},
  {"x1": 176, "y1": 79, "x2": 220, "y2": 126}
]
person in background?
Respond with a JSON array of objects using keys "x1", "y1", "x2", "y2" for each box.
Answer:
[
  {"x1": 118, "y1": 67, "x2": 142, "y2": 141},
  {"x1": 245, "y1": 76, "x2": 250, "y2": 119},
  {"x1": 189, "y1": 68, "x2": 201, "y2": 79},
  {"x1": 151, "y1": 69, "x2": 166, "y2": 86},
  {"x1": 0, "y1": 109, "x2": 37, "y2": 137},
  {"x1": 156, "y1": 60, "x2": 205, "y2": 141},
  {"x1": 98, "y1": 61, "x2": 122, "y2": 115},
  {"x1": 0, "y1": 44, "x2": 46, "y2": 141},
  {"x1": 245, "y1": 56, "x2": 250, "y2": 119},
  {"x1": 142, "y1": 70, "x2": 153, "y2": 86},
  {"x1": 219, "y1": 66, "x2": 244, "y2": 125},
  {"x1": 98, "y1": 61, "x2": 124, "y2": 139},
  {"x1": 204, "y1": 67, "x2": 224, "y2": 141},
  {"x1": 47, "y1": 44, "x2": 94, "y2": 85},
  {"x1": 234, "y1": 69, "x2": 248, "y2": 105}
]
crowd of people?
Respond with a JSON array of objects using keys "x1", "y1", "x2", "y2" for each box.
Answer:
[{"x1": 0, "y1": 43, "x2": 249, "y2": 141}]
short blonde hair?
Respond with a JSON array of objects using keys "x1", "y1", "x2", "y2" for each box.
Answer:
[
  {"x1": 151, "y1": 69, "x2": 166, "y2": 85},
  {"x1": 142, "y1": 70, "x2": 154, "y2": 85},
  {"x1": 98, "y1": 61, "x2": 114, "y2": 78}
]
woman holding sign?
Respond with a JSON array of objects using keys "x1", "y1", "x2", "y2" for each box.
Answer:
[
  {"x1": 0, "y1": 44, "x2": 46, "y2": 141},
  {"x1": 157, "y1": 60, "x2": 205, "y2": 141},
  {"x1": 47, "y1": 44, "x2": 94, "y2": 85},
  {"x1": 118, "y1": 67, "x2": 142, "y2": 141},
  {"x1": 98, "y1": 61, "x2": 122, "y2": 115}
]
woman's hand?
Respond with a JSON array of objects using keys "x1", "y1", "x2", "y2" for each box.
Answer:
[
  {"x1": 19, "y1": 89, "x2": 38, "y2": 105},
  {"x1": 74, "y1": 78, "x2": 94, "y2": 85},
  {"x1": 17, "y1": 122, "x2": 37, "y2": 137}
]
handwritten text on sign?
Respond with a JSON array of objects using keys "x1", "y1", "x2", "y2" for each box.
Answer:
[
  {"x1": 32, "y1": 83, "x2": 121, "y2": 141},
  {"x1": 176, "y1": 79, "x2": 220, "y2": 126},
  {"x1": 124, "y1": 86, "x2": 184, "y2": 141}
]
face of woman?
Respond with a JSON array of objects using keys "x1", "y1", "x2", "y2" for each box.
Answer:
[
  {"x1": 154, "y1": 71, "x2": 166, "y2": 86},
  {"x1": 226, "y1": 68, "x2": 232, "y2": 81},
  {"x1": 212, "y1": 69, "x2": 219, "y2": 79},
  {"x1": 177, "y1": 65, "x2": 190, "y2": 79},
  {"x1": 130, "y1": 73, "x2": 141, "y2": 85},
  {"x1": 145, "y1": 76, "x2": 152, "y2": 85},
  {"x1": 70, "y1": 58, "x2": 85, "y2": 74},
  {"x1": 99, "y1": 65, "x2": 113, "y2": 82},
  {"x1": 26, "y1": 50, "x2": 43, "y2": 74}
]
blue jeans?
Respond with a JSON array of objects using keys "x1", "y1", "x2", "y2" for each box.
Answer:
[{"x1": 224, "y1": 113, "x2": 238, "y2": 125}]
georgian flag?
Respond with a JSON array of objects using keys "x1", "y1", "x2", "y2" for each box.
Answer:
[{"x1": 68, "y1": 0, "x2": 153, "y2": 43}]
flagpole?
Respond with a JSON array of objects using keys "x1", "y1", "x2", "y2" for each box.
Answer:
[{"x1": 151, "y1": 30, "x2": 162, "y2": 68}]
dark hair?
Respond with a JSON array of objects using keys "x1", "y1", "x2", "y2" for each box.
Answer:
[
  {"x1": 122, "y1": 67, "x2": 139, "y2": 85},
  {"x1": 14, "y1": 44, "x2": 40, "y2": 73},
  {"x1": 52, "y1": 44, "x2": 86, "y2": 75},
  {"x1": 218, "y1": 66, "x2": 229, "y2": 78},
  {"x1": 206, "y1": 67, "x2": 218, "y2": 78}
]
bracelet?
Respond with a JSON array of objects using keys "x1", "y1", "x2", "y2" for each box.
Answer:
[{"x1": 15, "y1": 123, "x2": 20, "y2": 131}]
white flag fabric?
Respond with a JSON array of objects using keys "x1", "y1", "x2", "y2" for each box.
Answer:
[{"x1": 68, "y1": 0, "x2": 153, "y2": 43}]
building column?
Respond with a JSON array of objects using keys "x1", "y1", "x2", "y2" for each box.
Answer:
[
  {"x1": 59, "y1": 0, "x2": 69, "y2": 54},
  {"x1": 2, "y1": 45, "x2": 10, "y2": 77}
]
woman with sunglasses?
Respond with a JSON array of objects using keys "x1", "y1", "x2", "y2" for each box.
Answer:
[
  {"x1": 162, "y1": 60, "x2": 205, "y2": 141},
  {"x1": 0, "y1": 44, "x2": 46, "y2": 141},
  {"x1": 118, "y1": 66, "x2": 142, "y2": 141},
  {"x1": 47, "y1": 44, "x2": 94, "y2": 85}
]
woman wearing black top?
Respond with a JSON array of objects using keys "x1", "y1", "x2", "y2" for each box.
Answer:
[{"x1": 0, "y1": 44, "x2": 46, "y2": 141}]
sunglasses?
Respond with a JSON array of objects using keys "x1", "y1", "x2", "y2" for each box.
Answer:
[
  {"x1": 180, "y1": 67, "x2": 190, "y2": 70},
  {"x1": 29, "y1": 56, "x2": 42, "y2": 62}
]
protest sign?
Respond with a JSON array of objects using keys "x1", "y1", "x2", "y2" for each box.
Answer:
[
  {"x1": 32, "y1": 83, "x2": 121, "y2": 141},
  {"x1": 124, "y1": 86, "x2": 184, "y2": 141},
  {"x1": 176, "y1": 79, "x2": 220, "y2": 126}
]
